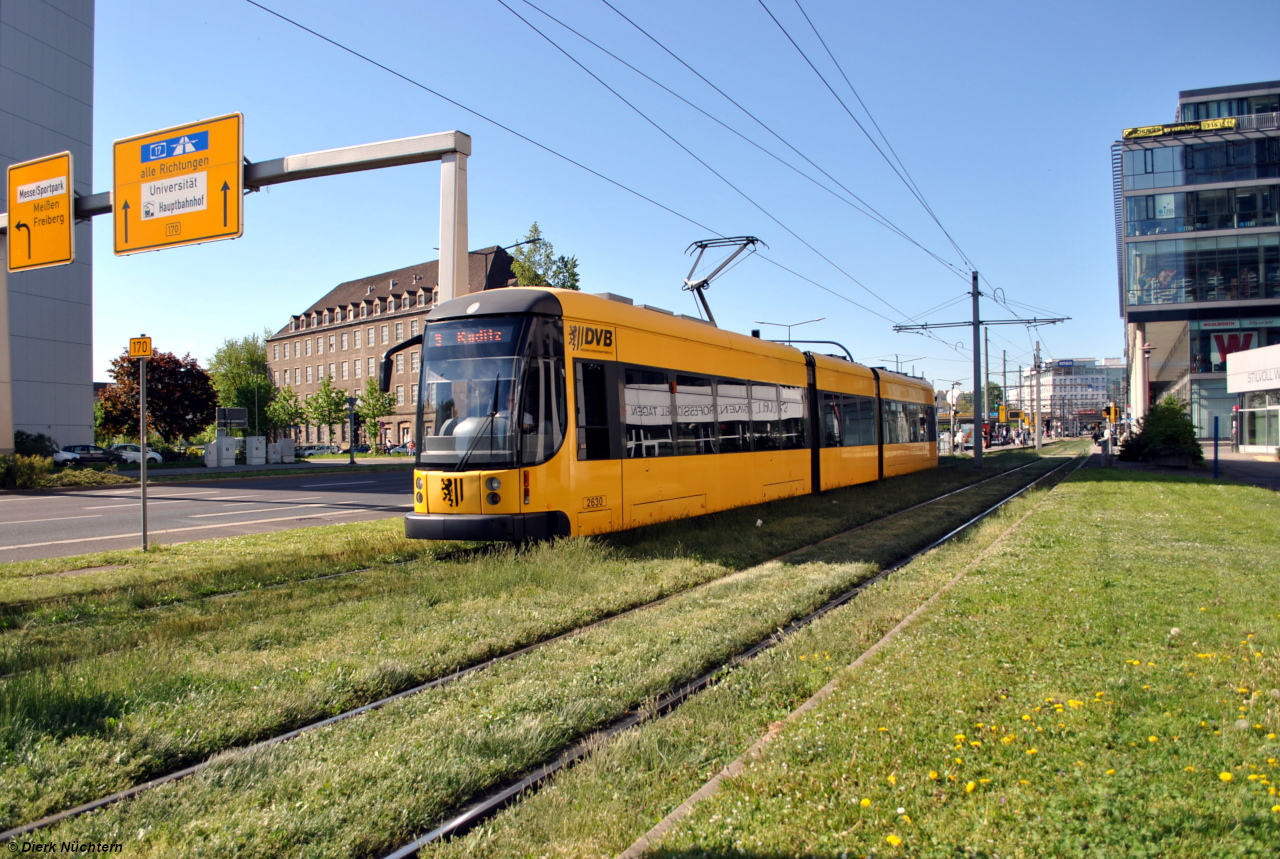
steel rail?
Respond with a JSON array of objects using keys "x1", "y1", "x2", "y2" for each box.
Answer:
[
  {"x1": 0, "y1": 452, "x2": 1057, "y2": 843},
  {"x1": 0, "y1": 455, "x2": 1041, "y2": 680},
  {"x1": 381, "y1": 451, "x2": 1086, "y2": 857}
]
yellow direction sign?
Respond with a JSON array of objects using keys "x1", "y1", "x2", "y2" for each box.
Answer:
[
  {"x1": 113, "y1": 113, "x2": 243, "y2": 255},
  {"x1": 7, "y1": 151, "x2": 74, "y2": 272},
  {"x1": 129, "y1": 336, "x2": 153, "y2": 359}
]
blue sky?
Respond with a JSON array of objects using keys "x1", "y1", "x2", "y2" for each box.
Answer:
[{"x1": 90, "y1": 0, "x2": 1280, "y2": 388}]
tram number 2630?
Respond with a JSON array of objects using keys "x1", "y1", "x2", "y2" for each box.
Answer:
[{"x1": 582, "y1": 495, "x2": 607, "y2": 510}]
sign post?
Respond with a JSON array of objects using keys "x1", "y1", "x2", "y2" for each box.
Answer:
[
  {"x1": 7, "y1": 151, "x2": 74, "y2": 272},
  {"x1": 131, "y1": 335, "x2": 153, "y2": 551},
  {"x1": 346, "y1": 397, "x2": 357, "y2": 465},
  {"x1": 113, "y1": 114, "x2": 243, "y2": 255}
]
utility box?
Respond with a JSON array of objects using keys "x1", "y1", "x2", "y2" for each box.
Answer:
[
  {"x1": 246, "y1": 436, "x2": 266, "y2": 466},
  {"x1": 267, "y1": 443, "x2": 281, "y2": 465},
  {"x1": 204, "y1": 433, "x2": 236, "y2": 468},
  {"x1": 279, "y1": 438, "x2": 295, "y2": 463}
]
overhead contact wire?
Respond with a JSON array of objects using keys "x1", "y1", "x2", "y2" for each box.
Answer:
[{"x1": 496, "y1": 0, "x2": 913, "y2": 323}]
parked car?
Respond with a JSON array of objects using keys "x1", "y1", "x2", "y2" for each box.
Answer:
[
  {"x1": 387, "y1": 444, "x2": 415, "y2": 456},
  {"x1": 62, "y1": 444, "x2": 126, "y2": 465},
  {"x1": 342, "y1": 444, "x2": 371, "y2": 454},
  {"x1": 52, "y1": 449, "x2": 80, "y2": 466},
  {"x1": 108, "y1": 443, "x2": 162, "y2": 464}
]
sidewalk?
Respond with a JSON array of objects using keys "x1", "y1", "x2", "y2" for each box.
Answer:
[
  {"x1": 116, "y1": 456, "x2": 413, "y2": 479},
  {"x1": 1101, "y1": 441, "x2": 1280, "y2": 490}
]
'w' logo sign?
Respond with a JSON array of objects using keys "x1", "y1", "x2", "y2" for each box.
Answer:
[{"x1": 441, "y1": 477, "x2": 464, "y2": 508}]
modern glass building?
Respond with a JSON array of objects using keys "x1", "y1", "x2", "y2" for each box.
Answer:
[{"x1": 1113, "y1": 80, "x2": 1280, "y2": 438}]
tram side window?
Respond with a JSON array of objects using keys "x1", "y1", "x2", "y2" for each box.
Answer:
[
  {"x1": 675, "y1": 375, "x2": 718, "y2": 455},
  {"x1": 519, "y1": 355, "x2": 568, "y2": 465},
  {"x1": 922, "y1": 405, "x2": 938, "y2": 442},
  {"x1": 625, "y1": 368, "x2": 674, "y2": 457},
  {"x1": 821, "y1": 393, "x2": 841, "y2": 447},
  {"x1": 903, "y1": 402, "x2": 921, "y2": 443},
  {"x1": 847, "y1": 395, "x2": 878, "y2": 446},
  {"x1": 575, "y1": 361, "x2": 612, "y2": 461},
  {"x1": 750, "y1": 384, "x2": 781, "y2": 450},
  {"x1": 778, "y1": 385, "x2": 807, "y2": 449},
  {"x1": 882, "y1": 400, "x2": 903, "y2": 445},
  {"x1": 717, "y1": 381, "x2": 751, "y2": 452}
]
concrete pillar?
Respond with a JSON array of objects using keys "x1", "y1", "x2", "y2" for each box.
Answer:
[{"x1": 437, "y1": 152, "x2": 469, "y2": 303}]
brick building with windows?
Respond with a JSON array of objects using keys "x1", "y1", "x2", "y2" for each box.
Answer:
[{"x1": 265, "y1": 247, "x2": 515, "y2": 447}]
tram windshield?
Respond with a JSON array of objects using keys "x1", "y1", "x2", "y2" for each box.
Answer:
[{"x1": 417, "y1": 315, "x2": 566, "y2": 470}]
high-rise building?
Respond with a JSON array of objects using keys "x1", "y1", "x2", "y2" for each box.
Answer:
[
  {"x1": 1113, "y1": 80, "x2": 1280, "y2": 438},
  {"x1": 0, "y1": 1, "x2": 95, "y2": 452},
  {"x1": 1007, "y1": 358, "x2": 1125, "y2": 430}
]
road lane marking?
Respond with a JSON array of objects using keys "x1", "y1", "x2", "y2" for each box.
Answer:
[
  {"x1": 188, "y1": 504, "x2": 322, "y2": 518},
  {"x1": 300, "y1": 480, "x2": 379, "y2": 488},
  {"x1": 208, "y1": 493, "x2": 262, "y2": 501},
  {"x1": 0, "y1": 514, "x2": 102, "y2": 525},
  {"x1": 81, "y1": 499, "x2": 191, "y2": 510},
  {"x1": 0, "y1": 509, "x2": 399, "y2": 551}
]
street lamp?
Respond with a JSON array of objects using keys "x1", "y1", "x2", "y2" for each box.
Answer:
[{"x1": 754, "y1": 317, "x2": 825, "y2": 344}]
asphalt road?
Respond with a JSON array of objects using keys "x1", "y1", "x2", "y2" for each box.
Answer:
[{"x1": 0, "y1": 470, "x2": 414, "y2": 562}]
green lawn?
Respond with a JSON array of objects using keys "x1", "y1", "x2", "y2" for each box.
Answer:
[
  {"x1": 2, "y1": 450, "x2": 1074, "y2": 843},
  {"x1": 638, "y1": 469, "x2": 1280, "y2": 858}
]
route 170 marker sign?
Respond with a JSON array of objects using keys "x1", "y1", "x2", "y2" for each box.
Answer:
[{"x1": 113, "y1": 113, "x2": 243, "y2": 255}]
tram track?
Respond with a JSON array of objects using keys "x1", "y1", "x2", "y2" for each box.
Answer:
[
  {"x1": 382, "y1": 451, "x2": 1087, "y2": 857},
  {"x1": 0, "y1": 452, "x2": 1073, "y2": 844},
  {"x1": 0, "y1": 457, "x2": 1043, "y2": 681}
]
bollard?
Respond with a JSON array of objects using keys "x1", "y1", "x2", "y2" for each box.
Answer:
[{"x1": 1213, "y1": 415, "x2": 1219, "y2": 479}]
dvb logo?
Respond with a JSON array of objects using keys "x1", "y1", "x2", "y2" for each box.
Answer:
[{"x1": 569, "y1": 324, "x2": 614, "y2": 350}]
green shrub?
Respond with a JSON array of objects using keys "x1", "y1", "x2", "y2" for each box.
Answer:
[
  {"x1": 0, "y1": 454, "x2": 53, "y2": 489},
  {"x1": 36, "y1": 468, "x2": 132, "y2": 488},
  {"x1": 1118, "y1": 395, "x2": 1204, "y2": 464},
  {"x1": 13, "y1": 430, "x2": 59, "y2": 457}
]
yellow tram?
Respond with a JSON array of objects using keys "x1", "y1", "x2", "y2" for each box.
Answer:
[{"x1": 379, "y1": 287, "x2": 937, "y2": 540}]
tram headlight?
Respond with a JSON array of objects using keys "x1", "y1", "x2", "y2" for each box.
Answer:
[
  {"x1": 415, "y1": 476, "x2": 424, "y2": 490},
  {"x1": 415, "y1": 492, "x2": 424, "y2": 504},
  {"x1": 485, "y1": 477, "x2": 502, "y2": 491},
  {"x1": 486, "y1": 492, "x2": 501, "y2": 506}
]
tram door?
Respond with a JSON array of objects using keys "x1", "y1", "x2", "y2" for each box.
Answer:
[{"x1": 572, "y1": 360, "x2": 623, "y2": 535}]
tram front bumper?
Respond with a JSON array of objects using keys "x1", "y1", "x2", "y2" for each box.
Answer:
[{"x1": 405, "y1": 511, "x2": 571, "y2": 542}]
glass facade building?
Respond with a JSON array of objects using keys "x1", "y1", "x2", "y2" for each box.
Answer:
[{"x1": 1115, "y1": 80, "x2": 1280, "y2": 438}]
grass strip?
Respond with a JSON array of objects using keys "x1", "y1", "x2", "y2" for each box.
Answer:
[
  {"x1": 5, "y1": 459, "x2": 1067, "y2": 846},
  {"x1": 0, "y1": 450, "x2": 1047, "y2": 679},
  {"x1": 638, "y1": 469, "x2": 1280, "y2": 857},
  {"x1": 418, "y1": 454, "x2": 1085, "y2": 859}
]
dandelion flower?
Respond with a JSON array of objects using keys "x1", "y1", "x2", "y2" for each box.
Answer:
[
  {"x1": 1106, "y1": 769, "x2": 1116, "y2": 775},
  {"x1": 1220, "y1": 772, "x2": 1233, "y2": 782},
  {"x1": 886, "y1": 834, "x2": 902, "y2": 847},
  {"x1": 1026, "y1": 748, "x2": 1038, "y2": 755},
  {"x1": 1185, "y1": 766, "x2": 1195, "y2": 772},
  {"x1": 861, "y1": 798, "x2": 871, "y2": 807},
  {"x1": 929, "y1": 771, "x2": 939, "y2": 780},
  {"x1": 1273, "y1": 805, "x2": 1280, "y2": 813},
  {"x1": 970, "y1": 741, "x2": 982, "y2": 748},
  {"x1": 888, "y1": 774, "x2": 896, "y2": 785},
  {"x1": 979, "y1": 778, "x2": 991, "y2": 784},
  {"x1": 1149, "y1": 736, "x2": 1158, "y2": 743},
  {"x1": 955, "y1": 734, "x2": 966, "y2": 742},
  {"x1": 965, "y1": 781, "x2": 976, "y2": 793},
  {"x1": 1022, "y1": 715, "x2": 1031, "y2": 721},
  {"x1": 1019, "y1": 779, "x2": 1030, "y2": 785}
]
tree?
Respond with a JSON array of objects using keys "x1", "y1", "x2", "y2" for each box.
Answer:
[
  {"x1": 208, "y1": 332, "x2": 276, "y2": 436},
  {"x1": 266, "y1": 385, "x2": 305, "y2": 439},
  {"x1": 511, "y1": 221, "x2": 580, "y2": 290},
  {"x1": 305, "y1": 376, "x2": 349, "y2": 446},
  {"x1": 99, "y1": 351, "x2": 217, "y2": 443},
  {"x1": 356, "y1": 377, "x2": 396, "y2": 452}
]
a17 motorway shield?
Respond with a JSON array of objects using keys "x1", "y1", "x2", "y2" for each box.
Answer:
[
  {"x1": 7, "y1": 151, "x2": 74, "y2": 272},
  {"x1": 113, "y1": 113, "x2": 243, "y2": 255}
]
